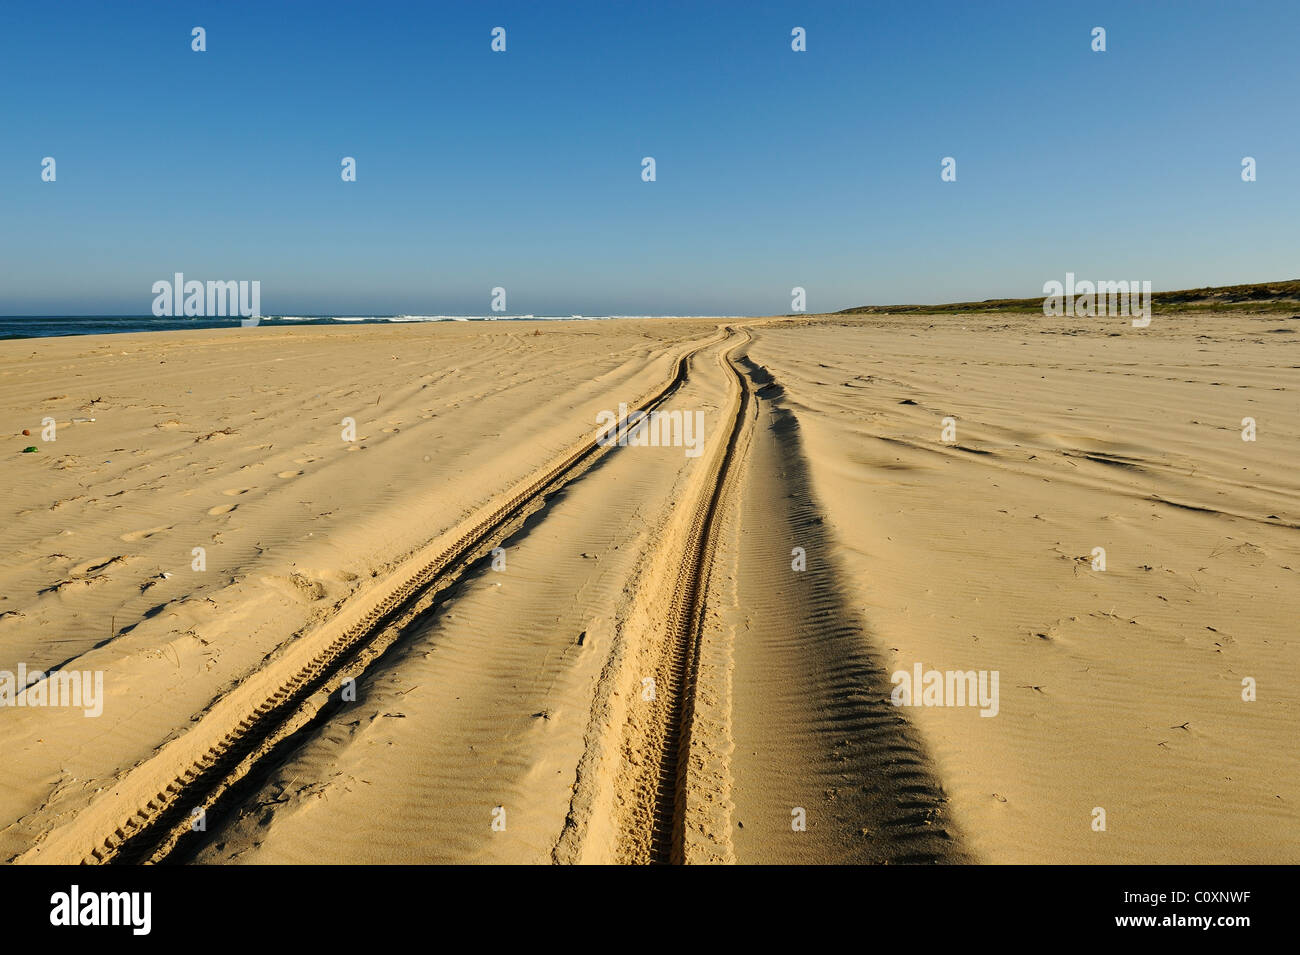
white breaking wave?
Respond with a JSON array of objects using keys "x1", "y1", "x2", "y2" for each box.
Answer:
[{"x1": 255, "y1": 314, "x2": 743, "y2": 325}]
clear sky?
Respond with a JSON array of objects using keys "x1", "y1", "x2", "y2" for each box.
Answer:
[{"x1": 2, "y1": 0, "x2": 1296, "y2": 316}]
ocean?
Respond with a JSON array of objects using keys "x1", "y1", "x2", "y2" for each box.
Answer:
[{"x1": 0, "y1": 314, "x2": 621, "y2": 340}]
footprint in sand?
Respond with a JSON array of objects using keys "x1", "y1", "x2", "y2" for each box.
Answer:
[
  {"x1": 208, "y1": 503, "x2": 239, "y2": 516},
  {"x1": 222, "y1": 487, "x2": 253, "y2": 496},
  {"x1": 292, "y1": 456, "x2": 320, "y2": 466},
  {"x1": 121, "y1": 524, "x2": 173, "y2": 542},
  {"x1": 71, "y1": 555, "x2": 128, "y2": 576},
  {"x1": 276, "y1": 470, "x2": 302, "y2": 478}
]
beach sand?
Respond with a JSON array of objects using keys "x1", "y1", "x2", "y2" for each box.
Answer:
[{"x1": 1, "y1": 311, "x2": 1296, "y2": 864}]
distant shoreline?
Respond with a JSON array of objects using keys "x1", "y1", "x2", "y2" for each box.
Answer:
[{"x1": 0, "y1": 314, "x2": 745, "y2": 340}]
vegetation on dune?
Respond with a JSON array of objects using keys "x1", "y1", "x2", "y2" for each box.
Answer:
[{"x1": 836, "y1": 279, "x2": 1300, "y2": 315}]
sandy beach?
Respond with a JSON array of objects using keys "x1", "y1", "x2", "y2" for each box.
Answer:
[{"x1": 1, "y1": 311, "x2": 1296, "y2": 864}]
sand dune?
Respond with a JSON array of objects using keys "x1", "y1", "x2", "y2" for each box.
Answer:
[{"x1": 1, "y1": 311, "x2": 1295, "y2": 863}]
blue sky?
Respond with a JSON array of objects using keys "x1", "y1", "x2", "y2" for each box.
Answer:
[{"x1": 1, "y1": 0, "x2": 1296, "y2": 315}]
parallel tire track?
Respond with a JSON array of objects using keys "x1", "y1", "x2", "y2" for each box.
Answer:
[{"x1": 24, "y1": 329, "x2": 728, "y2": 866}]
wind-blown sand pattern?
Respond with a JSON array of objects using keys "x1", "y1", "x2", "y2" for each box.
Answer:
[{"x1": 1, "y1": 311, "x2": 1296, "y2": 864}]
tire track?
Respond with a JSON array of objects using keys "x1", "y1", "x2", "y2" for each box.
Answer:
[
  {"x1": 182, "y1": 361, "x2": 730, "y2": 864},
  {"x1": 638, "y1": 327, "x2": 755, "y2": 864},
  {"x1": 612, "y1": 329, "x2": 966, "y2": 865},
  {"x1": 16, "y1": 329, "x2": 729, "y2": 866}
]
